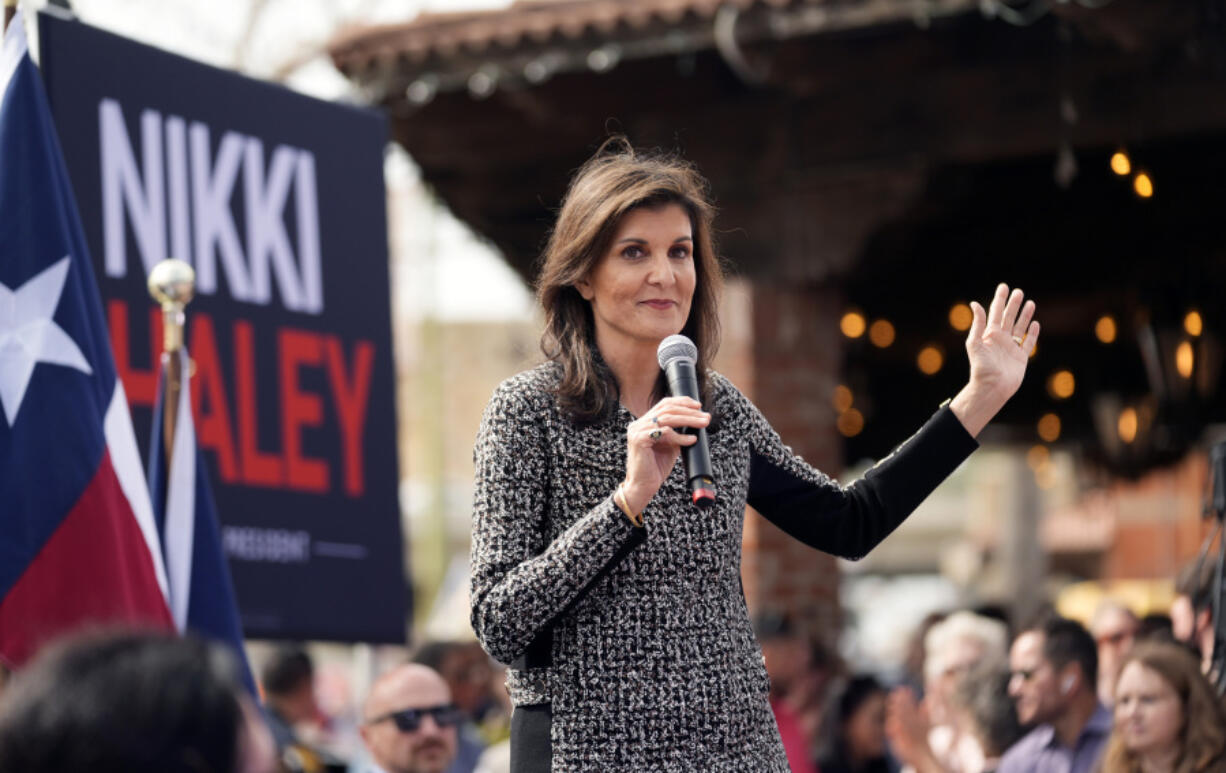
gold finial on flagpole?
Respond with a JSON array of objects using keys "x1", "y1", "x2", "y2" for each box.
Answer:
[
  {"x1": 4, "y1": 0, "x2": 18, "y2": 34},
  {"x1": 148, "y1": 258, "x2": 195, "y2": 353},
  {"x1": 148, "y1": 259, "x2": 195, "y2": 457}
]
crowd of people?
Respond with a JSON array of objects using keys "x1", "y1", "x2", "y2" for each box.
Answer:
[
  {"x1": 0, "y1": 632, "x2": 515, "y2": 773},
  {"x1": 0, "y1": 558, "x2": 1220, "y2": 773},
  {"x1": 759, "y1": 559, "x2": 1226, "y2": 773},
  {"x1": 261, "y1": 640, "x2": 515, "y2": 773}
]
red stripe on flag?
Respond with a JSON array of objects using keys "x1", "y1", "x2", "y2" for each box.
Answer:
[{"x1": 0, "y1": 450, "x2": 173, "y2": 667}]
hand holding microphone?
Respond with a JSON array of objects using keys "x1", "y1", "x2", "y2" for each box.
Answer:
[
  {"x1": 619, "y1": 334, "x2": 718, "y2": 514},
  {"x1": 658, "y1": 335, "x2": 717, "y2": 508}
]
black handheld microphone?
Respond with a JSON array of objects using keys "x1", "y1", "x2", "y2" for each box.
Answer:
[{"x1": 657, "y1": 334, "x2": 716, "y2": 508}]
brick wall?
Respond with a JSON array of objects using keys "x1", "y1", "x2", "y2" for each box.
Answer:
[
  {"x1": 725, "y1": 281, "x2": 846, "y2": 640},
  {"x1": 1100, "y1": 452, "x2": 1215, "y2": 581}
]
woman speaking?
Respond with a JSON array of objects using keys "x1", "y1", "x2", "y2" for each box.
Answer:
[{"x1": 470, "y1": 138, "x2": 1039, "y2": 772}]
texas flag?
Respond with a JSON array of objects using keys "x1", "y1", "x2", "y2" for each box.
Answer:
[
  {"x1": 149, "y1": 347, "x2": 256, "y2": 694},
  {"x1": 0, "y1": 13, "x2": 173, "y2": 666}
]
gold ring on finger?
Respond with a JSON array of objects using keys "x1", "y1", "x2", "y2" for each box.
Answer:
[
  {"x1": 650, "y1": 429, "x2": 662, "y2": 441},
  {"x1": 1012, "y1": 335, "x2": 1024, "y2": 346}
]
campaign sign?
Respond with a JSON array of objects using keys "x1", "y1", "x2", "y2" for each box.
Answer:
[{"x1": 37, "y1": 12, "x2": 408, "y2": 643}]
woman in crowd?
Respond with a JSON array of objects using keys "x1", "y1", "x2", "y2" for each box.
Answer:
[
  {"x1": 820, "y1": 676, "x2": 894, "y2": 773},
  {"x1": 885, "y1": 611, "x2": 1009, "y2": 773},
  {"x1": 923, "y1": 611, "x2": 1010, "y2": 773},
  {"x1": 887, "y1": 657, "x2": 1022, "y2": 773},
  {"x1": 470, "y1": 137, "x2": 1040, "y2": 772},
  {"x1": 1101, "y1": 642, "x2": 1226, "y2": 773}
]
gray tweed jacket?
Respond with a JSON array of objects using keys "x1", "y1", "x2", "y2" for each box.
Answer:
[{"x1": 471, "y1": 363, "x2": 977, "y2": 772}]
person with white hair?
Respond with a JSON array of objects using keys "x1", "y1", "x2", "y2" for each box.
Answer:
[{"x1": 888, "y1": 611, "x2": 1009, "y2": 773}]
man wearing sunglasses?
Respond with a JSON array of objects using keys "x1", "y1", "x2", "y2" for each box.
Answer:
[
  {"x1": 360, "y1": 664, "x2": 462, "y2": 773},
  {"x1": 1000, "y1": 616, "x2": 1109, "y2": 773}
]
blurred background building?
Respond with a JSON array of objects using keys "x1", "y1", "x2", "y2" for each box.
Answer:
[{"x1": 327, "y1": 0, "x2": 1225, "y2": 651}]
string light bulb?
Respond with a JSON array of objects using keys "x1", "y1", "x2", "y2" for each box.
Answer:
[
  {"x1": 833, "y1": 384, "x2": 854, "y2": 413},
  {"x1": 917, "y1": 345, "x2": 943, "y2": 375},
  {"x1": 869, "y1": 319, "x2": 895, "y2": 348},
  {"x1": 1038, "y1": 413, "x2": 1061, "y2": 443},
  {"x1": 1047, "y1": 370, "x2": 1075, "y2": 400},
  {"x1": 1026, "y1": 444, "x2": 1050, "y2": 471},
  {"x1": 1184, "y1": 310, "x2": 1203, "y2": 337},
  {"x1": 1118, "y1": 407, "x2": 1138, "y2": 444},
  {"x1": 840, "y1": 311, "x2": 866, "y2": 339},
  {"x1": 1133, "y1": 171, "x2": 1154, "y2": 198},
  {"x1": 1035, "y1": 462, "x2": 1057, "y2": 490},
  {"x1": 948, "y1": 303, "x2": 973, "y2": 332},
  {"x1": 1095, "y1": 315, "x2": 1117, "y2": 344},
  {"x1": 837, "y1": 408, "x2": 865, "y2": 437},
  {"x1": 1175, "y1": 341, "x2": 1194, "y2": 379},
  {"x1": 1110, "y1": 151, "x2": 1131, "y2": 176}
]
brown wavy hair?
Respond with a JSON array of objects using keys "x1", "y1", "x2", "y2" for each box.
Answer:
[
  {"x1": 537, "y1": 137, "x2": 723, "y2": 422},
  {"x1": 1101, "y1": 642, "x2": 1226, "y2": 773}
]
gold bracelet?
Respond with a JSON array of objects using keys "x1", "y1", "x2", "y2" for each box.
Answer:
[{"x1": 614, "y1": 483, "x2": 644, "y2": 528}]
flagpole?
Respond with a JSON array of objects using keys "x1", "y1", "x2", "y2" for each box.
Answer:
[
  {"x1": 146, "y1": 259, "x2": 257, "y2": 694},
  {"x1": 148, "y1": 259, "x2": 195, "y2": 459}
]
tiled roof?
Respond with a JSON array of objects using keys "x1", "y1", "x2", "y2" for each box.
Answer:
[
  {"x1": 330, "y1": 0, "x2": 976, "y2": 79},
  {"x1": 332, "y1": 0, "x2": 780, "y2": 71}
]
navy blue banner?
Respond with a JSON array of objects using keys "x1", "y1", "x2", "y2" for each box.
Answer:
[{"x1": 37, "y1": 11, "x2": 407, "y2": 643}]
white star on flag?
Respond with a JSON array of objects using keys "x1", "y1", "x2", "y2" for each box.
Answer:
[{"x1": 0, "y1": 257, "x2": 93, "y2": 426}]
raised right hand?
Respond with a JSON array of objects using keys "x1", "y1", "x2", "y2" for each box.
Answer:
[{"x1": 621, "y1": 396, "x2": 710, "y2": 514}]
